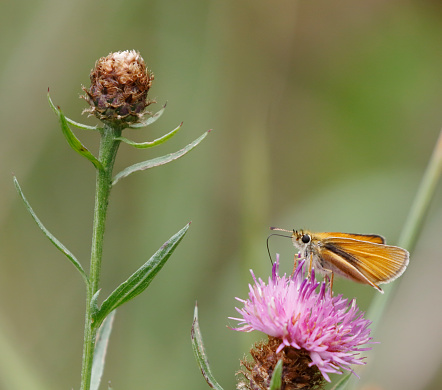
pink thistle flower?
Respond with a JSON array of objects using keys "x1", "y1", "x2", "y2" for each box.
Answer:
[{"x1": 230, "y1": 256, "x2": 373, "y2": 385}]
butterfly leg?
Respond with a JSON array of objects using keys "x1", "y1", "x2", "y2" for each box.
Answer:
[
  {"x1": 308, "y1": 253, "x2": 313, "y2": 278},
  {"x1": 291, "y1": 253, "x2": 299, "y2": 277},
  {"x1": 329, "y1": 272, "x2": 334, "y2": 297},
  {"x1": 321, "y1": 268, "x2": 334, "y2": 296}
]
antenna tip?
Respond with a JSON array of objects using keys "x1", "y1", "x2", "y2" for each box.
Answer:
[{"x1": 269, "y1": 227, "x2": 292, "y2": 233}]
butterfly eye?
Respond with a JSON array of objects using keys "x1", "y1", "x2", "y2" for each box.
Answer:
[{"x1": 301, "y1": 234, "x2": 311, "y2": 244}]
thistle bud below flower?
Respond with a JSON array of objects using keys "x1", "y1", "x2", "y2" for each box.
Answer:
[
  {"x1": 238, "y1": 336, "x2": 325, "y2": 390},
  {"x1": 82, "y1": 50, "x2": 154, "y2": 125}
]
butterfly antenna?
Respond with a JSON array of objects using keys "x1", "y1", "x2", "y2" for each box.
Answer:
[
  {"x1": 270, "y1": 227, "x2": 292, "y2": 233},
  {"x1": 267, "y1": 229, "x2": 293, "y2": 265}
]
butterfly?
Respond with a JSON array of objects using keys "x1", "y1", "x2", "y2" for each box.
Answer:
[{"x1": 270, "y1": 228, "x2": 409, "y2": 293}]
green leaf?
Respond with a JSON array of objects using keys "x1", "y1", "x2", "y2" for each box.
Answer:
[
  {"x1": 269, "y1": 359, "x2": 283, "y2": 390},
  {"x1": 330, "y1": 373, "x2": 351, "y2": 390},
  {"x1": 91, "y1": 290, "x2": 101, "y2": 316},
  {"x1": 91, "y1": 310, "x2": 116, "y2": 390},
  {"x1": 48, "y1": 92, "x2": 98, "y2": 130},
  {"x1": 58, "y1": 108, "x2": 103, "y2": 170},
  {"x1": 116, "y1": 122, "x2": 183, "y2": 148},
  {"x1": 191, "y1": 303, "x2": 224, "y2": 390},
  {"x1": 48, "y1": 94, "x2": 103, "y2": 170},
  {"x1": 128, "y1": 103, "x2": 167, "y2": 129},
  {"x1": 112, "y1": 130, "x2": 211, "y2": 185},
  {"x1": 13, "y1": 176, "x2": 88, "y2": 284},
  {"x1": 93, "y1": 223, "x2": 190, "y2": 327}
]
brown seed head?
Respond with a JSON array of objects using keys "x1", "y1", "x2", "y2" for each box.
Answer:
[
  {"x1": 237, "y1": 337, "x2": 325, "y2": 390},
  {"x1": 82, "y1": 50, "x2": 154, "y2": 125}
]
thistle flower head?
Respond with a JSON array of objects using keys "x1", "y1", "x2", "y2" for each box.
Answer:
[
  {"x1": 231, "y1": 257, "x2": 373, "y2": 386},
  {"x1": 82, "y1": 50, "x2": 154, "y2": 125}
]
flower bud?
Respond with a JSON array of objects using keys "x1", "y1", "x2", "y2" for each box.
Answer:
[
  {"x1": 82, "y1": 50, "x2": 154, "y2": 125},
  {"x1": 237, "y1": 336, "x2": 324, "y2": 390}
]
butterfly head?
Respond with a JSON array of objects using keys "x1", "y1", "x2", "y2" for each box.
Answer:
[{"x1": 291, "y1": 229, "x2": 313, "y2": 251}]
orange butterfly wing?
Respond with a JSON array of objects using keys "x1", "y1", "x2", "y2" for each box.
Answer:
[
  {"x1": 318, "y1": 248, "x2": 384, "y2": 292},
  {"x1": 318, "y1": 237, "x2": 409, "y2": 286},
  {"x1": 314, "y1": 232, "x2": 385, "y2": 244}
]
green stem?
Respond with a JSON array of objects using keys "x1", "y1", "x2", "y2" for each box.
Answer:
[
  {"x1": 397, "y1": 129, "x2": 442, "y2": 252},
  {"x1": 80, "y1": 124, "x2": 122, "y2": 390},
  {"x1": 367, "y1": 129, "x2": 442, "y2": 327},
  {"x1": 346, "y1": 130, "x2": 442, "y2": 390}
]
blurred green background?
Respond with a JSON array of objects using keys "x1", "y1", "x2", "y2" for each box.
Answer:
[{"x1": 1, "y1": 0, "x2": 441, "y2": 389}]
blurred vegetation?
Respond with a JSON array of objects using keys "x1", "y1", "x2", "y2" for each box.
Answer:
[{"x1": 0, "y1": 1, "x2": 441, "y2": 389}]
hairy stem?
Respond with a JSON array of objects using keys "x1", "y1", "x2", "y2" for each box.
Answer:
[{"x1": 80, "y1": 124, "x2": 122, "y2": 390}]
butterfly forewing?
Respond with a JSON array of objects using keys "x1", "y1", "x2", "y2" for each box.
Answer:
[{"x1": 314, "y1": 232, "x2": 385, "y2": 244}]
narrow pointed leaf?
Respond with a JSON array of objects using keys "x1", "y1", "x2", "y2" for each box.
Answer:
[
  {"x1": 330, "y1": 373, "x2": 351, "y2": 390},
  {"x1": 112, "y1": 130, "x2": 210, "y2": 185},
  {"x1": 58, "y1": 108, "x2": 103, "y2": 170},
  {"x1": 116, "y1": 122, "x2": 183, "y2": 149},
  {"x1": 269, "y1": 359, "x2": 283, "y2": 390},
  {"x1": 91, "y1": 310, "x2": 116, "y2": 390},
  {"x1": 91, "y1": 290, "x2": 101, "y2": 316},
  {"x1": 128, "y1": 103, "x2": 167, "y2": 129},
  {"x1": 48, "y1": 93, "x2": 103, "y2": 170},
  {"x1": 94, "y1": 223, "x2": 190, "y2": 326},
  {"x1": 191, "y1": 303, "x2": 224, "y2": 390},
  {"x1": 48, "y1": 92, "x2": 98, "y2": 130},
  {"x1": 13, "y1": 176, "x2": 88, "y2": 284}
]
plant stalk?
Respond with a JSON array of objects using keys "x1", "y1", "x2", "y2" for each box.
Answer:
[
  {"x1": 80, "y1": 124, "x2": 122, "y2": 390},
  {"x1": 367, "y1": 129, "x2": 442, "y2": 328},
  {"x1": 347, "y1": 129, "x2": 442, "y2": 390}
]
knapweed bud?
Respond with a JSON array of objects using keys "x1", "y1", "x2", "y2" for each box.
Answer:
[
  {"x1": 82, "y1": 50, "x2": 154, "y2": 125},
  {"x1": 238, "y1": 336, "x2": 324, "y2": 390}
]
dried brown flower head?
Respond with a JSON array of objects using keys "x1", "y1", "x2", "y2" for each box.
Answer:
[
  {"x1": 237, "y1": 337, "x2": 325, "y2": 390},
  {"x1": 82, "y1": 50, "x2": 154, "y2": 125}
]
